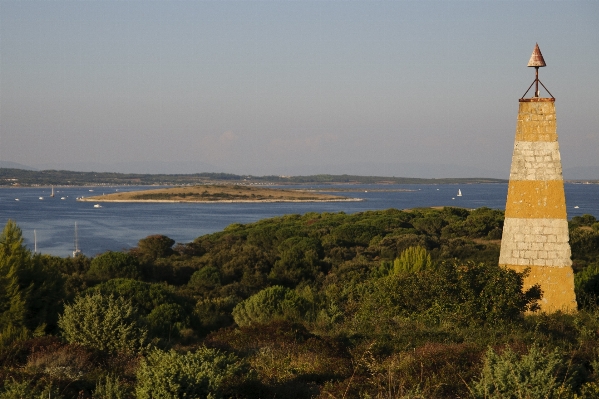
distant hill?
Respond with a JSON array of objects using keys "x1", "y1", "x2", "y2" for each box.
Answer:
[
  {"x1": 0, "y1": 168, "x2": 507, "y2": 187},
  {"x1": 0, "y1": 161, "x2": 36, "y2": 171}
]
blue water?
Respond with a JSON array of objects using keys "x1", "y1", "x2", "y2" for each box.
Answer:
[{"x1": 1, "y1": 183, "x2": 597, "y2": 257}]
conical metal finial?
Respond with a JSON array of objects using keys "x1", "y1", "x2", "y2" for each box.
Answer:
[
  {"x1": 520, "y1": 43, "x2": 554, "y2": 101},
  {"x1": 527, "y1": 43, "x2": 546, "y2": 67}
]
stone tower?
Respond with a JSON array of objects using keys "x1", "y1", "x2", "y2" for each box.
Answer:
[{"x1": 498, "y1": 44, "x2": 577, "y2": 312}]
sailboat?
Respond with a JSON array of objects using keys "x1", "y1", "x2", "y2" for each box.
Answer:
[
  {"x1": 457, "y1": 189, "x2": 462, "y2": 197},
  {"x1": 34, "y1": 229, "x2": 37, "y2": 253},
  {"x1": 73, "y1": 222, "x2": 82, "y2": 257},
  {"x1": 50, "y1": 186, "x2": 55, "y2": 198}
]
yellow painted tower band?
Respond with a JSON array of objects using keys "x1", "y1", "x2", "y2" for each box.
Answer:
[{"x1": 499, "y1": 100, "x2": 577, "y2": 313}]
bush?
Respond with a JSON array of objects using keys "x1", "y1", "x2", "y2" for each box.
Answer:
[
  {"x1": 134, "y1": 235, "x2": 175, "y2": 262},
  {"x1": 92, "y1": 374, "x2": 129, "y2": 399},
  {"x1": 575, "y1": 263, "x2": 599, "y2": 307},
  {"x1": 351, "y1": 262, "x2": 541, "y2": 332},
  {"x1": 472, "y1": 345, "x2": 574, "y2": 399},
  {"x1": 393, "y1": 246, "x2": 433, "y2": 273},
  {"x1": 189, "y1": 266, "x2": 221, "y2": 291},
  {"x1": 146, "y1": 303, "x2": 189, "y2": 340},
  {"x1": 232, "y1": 286, "x2": 311, "y2": 327},
  {"x1": 135, "y1": 347, "x2": 246, "y2": 399},
  {"x1": 87, "y1": 251, "x2": 141, "y2": 281},
  {"x1": 58, "y1": 292, "x2": 147, "y2": 353},
  {"x1": 0, "y1": 378, "x2": 63, "y2": 399}
]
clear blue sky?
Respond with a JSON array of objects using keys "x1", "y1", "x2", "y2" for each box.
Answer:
[{"x1": 1, "y1": 1, "x2": 597, "y2": 178}]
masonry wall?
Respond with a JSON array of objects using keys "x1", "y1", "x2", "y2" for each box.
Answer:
[{"x1": 499, "y1": 99, "x2": 577, "y2": 312}]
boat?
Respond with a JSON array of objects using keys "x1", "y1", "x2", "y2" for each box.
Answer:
[
  {"x1": 574, "y1": 206, "x2": 580, "y2": 209},
  {"x1": 73, "y1": 222, "x2": 82, "y2": 257},
  {"x1": 94, "y1": 204, "x2": 102, "y2": 208},
  {"x1": 15, "y1": 198, "x2": 19, "y2": 201},
  {"x1": 39, "y1": 197, "x2": 43, "y2": 200},
  {"x1": 50, "y1": 186, "x2": 54, "y2": 198},
  {"x1": 61, "y1": 197, "x2": 66, "y2": 200},
  {"x1": 34, "y1": 229, "x2": 37, "y2": 253},
  {"x1": 457, "y1": 189, "x2": 462, "y2": 197}
]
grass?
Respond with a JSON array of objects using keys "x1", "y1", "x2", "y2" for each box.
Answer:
[{"x1": 80, "y1": 185, "x2": 356, "y2": 203}]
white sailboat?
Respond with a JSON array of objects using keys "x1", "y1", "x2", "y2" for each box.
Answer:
[
  {"x1": 73, "y1": 222, "x2": 82, "y2": 257},
  {"x1": 50, "y1": 186, "x2": 55, "y2": 198},
  {"x1": 457, "y1": 189, "x2": 462, "y2": 197}
]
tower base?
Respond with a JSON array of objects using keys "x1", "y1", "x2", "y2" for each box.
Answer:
[{"x1": 503, "y1": 264, "x2": 577, "y2": 313}]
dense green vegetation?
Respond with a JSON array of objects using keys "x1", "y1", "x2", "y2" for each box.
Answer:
[
  {"x1": 2, "y1": 208, "x2": 599, "y2": 398},
  {"x1": 0, "y1": 167, "x2": 505, "y2": 187}
]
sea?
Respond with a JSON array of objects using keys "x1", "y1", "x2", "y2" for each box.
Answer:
[{"x1": 1, "y1": 183, "x2": 598, "y2": 257}]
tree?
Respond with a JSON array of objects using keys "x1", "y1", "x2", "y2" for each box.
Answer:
[
  {"x1": 87, "y1": 251, "x2": 141, "y2": 281},
  {"x1": 0, "y1": 220, "x2": 30, "y2": 332},
  {"x1": 58, "y1": 292, "x2": 147, "y2": 353},
  {"x1": 134, "y1": 235, "x2": 175, "y2": 262}
]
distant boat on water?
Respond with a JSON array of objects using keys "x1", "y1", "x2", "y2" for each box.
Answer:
[
  {"x1": 457, "y1": 189, "x2": 462, "y2": 197},
  {"x1": 94, "y1": 204, "x2": 102, "y2": 208},
  {"x1": 50, "y1": 186, "x2": 54, "y2": 198},
  {"x1": 73, "y1": 222, "x2": 81, "y2": 257}
]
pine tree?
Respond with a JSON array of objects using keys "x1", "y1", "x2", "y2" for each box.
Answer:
[{"x1": 0, "y1": 220, "x2": 32, "y2": 346}]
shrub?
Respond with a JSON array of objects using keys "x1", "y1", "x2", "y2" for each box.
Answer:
[
  {"x1": 351, "y1": 262, "x2": 541, "y2": 332},
  {"x1": 232, "y1": 286, "x2": 311, "y2": 327},
  {"x1": 0, "y1": 378, "x2": 63, "y2": 399},
  {"x1": 134, "y1": 235, "x2": 175, "y2": 262},
  {"x1": 58, "y1": 292, "x2": 147, "y2": 353},
  {"x1": 393, "y1": 246, "x2": 433, "y2": 273},
  {"x1": 135, "y1": 347, "x2": 245, "y2": 399},
  {"x1": 188, "y1": 266, "x2": 221, "y2": 291},
  {"x1": 575, "y1": 263, "x2": 599, "y2": 307},
  {"x1": 146, "y1": 303, "x2": 189, "y2": 340},
  {"x1": 92, "y1": 374, "x2": 129, "y2": 399},
  {"x1": 472, "y1": 345, "x2": 574, "y2": 399},
  {"x1": 87, "y1": 251, "x2": 141, "y2": 281}
]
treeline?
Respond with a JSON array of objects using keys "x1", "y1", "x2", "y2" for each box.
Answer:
[
  {"x1": 1, "y1": 207, "x2": 599, "y2": 398},
  {"x1": 0, "y1": 168, "x2": 506, "y2": 187}
]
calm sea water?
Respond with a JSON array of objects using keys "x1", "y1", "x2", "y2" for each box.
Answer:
[{"x1": 1, "y1": 183, "x2": 597, "y2": 257}]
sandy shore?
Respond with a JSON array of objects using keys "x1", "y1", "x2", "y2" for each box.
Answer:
[{"x1": 78, "y1": 198, "x2": 363, "y2": 203}]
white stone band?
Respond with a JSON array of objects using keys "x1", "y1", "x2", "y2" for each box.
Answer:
[
  {"x1": 509, "y1": 141, "x2": 563, "y2": 181},
  {"x1": 499, "y1": 217, "x2": 571, "y2": 267}
]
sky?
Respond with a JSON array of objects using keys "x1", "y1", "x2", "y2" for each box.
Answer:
[{"x1": 1, "y1": 1, "x2": 598, "y2": 178}]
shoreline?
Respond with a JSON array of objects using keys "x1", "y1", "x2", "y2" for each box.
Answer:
[{"x1": 77, "y1": 198, "x2": 364, "y2": 204}]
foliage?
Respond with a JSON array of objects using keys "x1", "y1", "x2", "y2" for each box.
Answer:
[
  {"x1": 134, "y1": 234, "x2": 175, "y2": 262},
  {"x1": 575, "y1": 263, "x2": 599, "y2": 308},
  {"x1": 0, "y1": 221, "x2": 64, "y2": 334},
  {"x1": 58, "y1": 292, "x2": 147, "y2": 353},
  {"x1": 135, "y1": 347, "x2": 246, "y2": 399},
  {"x1": 0, "y1": 378, "x2": 63, "y2": 399},
  {"x1": 87, "y1": 251, "x2": 141, "y2": 281},
  {"x1": 393, "y1": 246, "x2": 433, "y2": 273},
  {"x1": 350, "y1": 262, "x2": 540, "y2": 333},
  {"x1": 232, "y1": 285, "x2": 311, "y2": 327},
  {"x1": 3, "y1": 208, "x2": 599, "y2": 398},
  {"x1": 0, "y1": 221, "x2": 31, "y2": 332},
  {"x1": 92, "y1": 374, "x2": 129, "y2": 399},
  {"x1": 189, "y1": 266, "x2": 221, "y2": 292},
  {"x1": 472, "y1": 345, "x2": 574, "y2": 399}
]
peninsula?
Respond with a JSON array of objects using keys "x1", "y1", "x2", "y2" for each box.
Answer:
[{"x1": 78, "y1": 184, "x2": 361, "y2": 203}]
